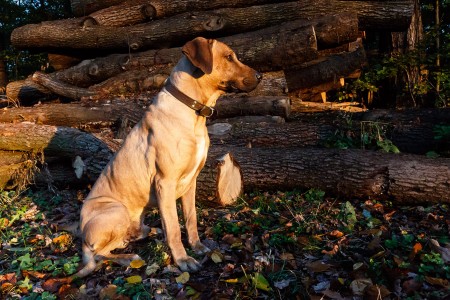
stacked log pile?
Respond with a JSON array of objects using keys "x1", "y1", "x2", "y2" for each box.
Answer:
[{"x1": 2, "y1": 0, "x2": 449, "y2": 204}]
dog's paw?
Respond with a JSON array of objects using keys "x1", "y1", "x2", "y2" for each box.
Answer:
[
  {"x1": 175, "y1": 256, "x2": 202, "y2": 273},
  {"x1": 191, "y1": 241, "x2": 211, "y2": 255}
]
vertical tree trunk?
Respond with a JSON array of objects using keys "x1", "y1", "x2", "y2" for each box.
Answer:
[
  {"x1": 0, "y1": 59, "x2": 7, "y2": 91},
  {"x1": 435, "y1": 0, "x2": 441, "y2": 98}
]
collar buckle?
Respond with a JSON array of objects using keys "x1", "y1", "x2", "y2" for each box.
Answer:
[{"x1": 198, "y1": 106, "x2": 215, "y2": 117}]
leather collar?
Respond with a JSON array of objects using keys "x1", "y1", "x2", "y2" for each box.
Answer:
[{"x1": 165, "y1": 79, "x2": 215, "y2": 117}]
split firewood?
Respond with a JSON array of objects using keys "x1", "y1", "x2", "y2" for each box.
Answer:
[{"x1": 196, "y1": 152, "x2": 243, "y2": 206}]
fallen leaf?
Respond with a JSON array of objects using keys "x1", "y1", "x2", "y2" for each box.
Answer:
[
  {"x1": 42, "y1": 278, "x2": 68, "y2": 293},
  {"x1": 364, "y1": 284, "x2": 391, "y2": 300},
  {"x1": 145, "y1": 262, "x2": 160, "y2": 276},
  {"x1": 329, "y1": 230, "x2": 344, "y2": 238},
  {"x1": 130, "y1": 258, "x2": 146, "y2": 269},
  {"x1": 408, "y1": 242, "x2": 422, "y2": 261},
  {"x1": 402, "y1": 278, "x2": 422, "y2": 295},
  {"x1": 274, "y1": 279, "x2": 293, "y2": 289},
  {"x1": 0, "y1": 273, "x2": 16, "y2": 285},
  {"x1": 321, "y1": 244, "x2": 339, "y2": 256},
  {"x1": 175, "y1": 272, "x2": 190, "y2": 284},
  {"x1": 279, "y1": 252, "x2": 297, "y2": 268},
  {"x1": 306, "y1": 260, "x2": 332, "y2": 273},
  {"x1": 126, "y1": 275, "x2": 143, "y2": 284},
  {"x1": 224, "y1": 278, "x2": 239, "y2": 284},
  {"x1": 424, "y1": 276, "x2": 449, "y2": 288},
  {"x1": 99, "y1": 284, "x2": 118, "y2": 299},
  {"x1": 350, "y1": 278, "x2": 373, "y2": 296},
  {"x1": 22, "y1": 270, "x2": 47, "y2": 279},
  {"x1": 211, "y1": 251, "x2": 223, "y2": 263},
  {"x1": 322, "y1": 289, "x2": 345, "y2": 300},
  {"x1": 252, "y1": 272, "x2": 271, "y2": 292}
]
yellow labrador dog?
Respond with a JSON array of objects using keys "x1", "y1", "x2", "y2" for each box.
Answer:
[{"x1": 75, "y1": 37, "x2": 261, "y2": 278}]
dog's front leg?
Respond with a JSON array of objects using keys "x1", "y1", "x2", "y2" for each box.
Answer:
[
  {"x1": 181, "y1": 182, "x2": 210, "y2": 255},
  {"x1": 156, "y1": 178, "x2": 202, "y2": 272}
]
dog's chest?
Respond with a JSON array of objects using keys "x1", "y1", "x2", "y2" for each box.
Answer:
[{"x1": 177, "y1": 133, "x2": 208, "y2": 196}]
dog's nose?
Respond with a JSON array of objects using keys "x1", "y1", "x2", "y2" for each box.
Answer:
[{"x1": 255, "y1": 72, "x2": 263, "y2": 82}]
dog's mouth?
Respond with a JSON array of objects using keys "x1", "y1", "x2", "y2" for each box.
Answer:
[{"x1": 220, "y1": 79, "x2": 259, "y2": 93}]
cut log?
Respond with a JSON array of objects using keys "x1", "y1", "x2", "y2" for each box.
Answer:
[
  {"x1": 196, "y1": 153, "x2": 243, "y2": 206},
  {"x1": 0, "y1": 99, "x2": 147, "y2": 129},
  {"x1": 11, "y1": 6, "x2": 358, "y2": 53},
  {"x1": 284, "y1": 41, "x2": 367, "y2": 91},
  {"x1": 0, "y1": 123, "x2": 113, "y2": 179},
  {"x1": 70, "y1": 0, "x2": 123, "y2": 16},
  {"x1": 214, "y1": 96, "x2": 291, "y2": 119},
  {"x1": 7, "y1": 18, "x2": 322, "y2": 102},
  {"x1": 0, "y1": 95, "x2": 289, "y2": 129},
  {"x1": 70, "y1": 0, "x2": 291, "y2": 18},
  {"x1": 88, "y1": 0, "x2": 158, "y2": 26},
  {"x1": 208, "y1": 109, "x2": 450, "y2": 155},
  {"x1": 6, "y1": 79, "x2": 55, "y2": 104},
  {"x1": 48, "y1": 53, "x2": 83, "y2": 71},
  {"x1": 32, "y1": 72, "x2": 97, "y2": 99},
  {"x1": 4, "y1": 144, "x2": 447, "y2": 204},
  {"x1": 207, "y1": 146, "x2": 450, "y2": 204}
]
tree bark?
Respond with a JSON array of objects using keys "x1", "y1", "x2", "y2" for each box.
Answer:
[
  {"x1": 70, "y1": 0, "x2": 292, "y2": 18},
  {"x1": 0, "y1": 99, "x2": 147, "y2": 129},
  {"x1": 11, "y1": 7, "x2": 358, "y2": 54},
  {"x1": 12, "y1": 3, "x2": 319, "y2": 51},
  {"x1": 0, "y1": 117, "x2": 447, "y2": 203},
  {"x1": 0, "y1": 123, "x2": 113, "y2": 179},
  {"x1": 209, "y1": 109, "x2": 450, "y2": 155},
  {"x1": 285, "y1": 42, "x2": 367, "y2": 91},
  {"x1": 8, "y1": 18, "x2": 321, "y2": 101},
  {"x1": 70, "y1": 0, "x2": 413, "y2": 30},
  {"x1": 0, "y1": 95, "x2": 290, "y2": 129},
  {"x1": 207, "y1": 146, "x2": 450, "y2": 204},
  {"x1": 214, "y1": 96, "x2": 291, "y2": 119}
]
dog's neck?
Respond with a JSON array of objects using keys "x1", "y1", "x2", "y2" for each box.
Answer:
[{"x1": 169, "y1": 57, "x2": 224, "y2": 108}]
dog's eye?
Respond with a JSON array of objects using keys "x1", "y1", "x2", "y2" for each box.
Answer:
[{"x1": 226, "y1": 54, "x2": 233, "y2": 62}]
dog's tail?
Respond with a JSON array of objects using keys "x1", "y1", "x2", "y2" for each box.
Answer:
[{"x1": 71, "y1": 243, "x2": 97, "y2": 279}]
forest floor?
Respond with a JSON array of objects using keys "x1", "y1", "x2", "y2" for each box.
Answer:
[{"x1": 0, "y1": 187, "x2": 449, "y2": 300}]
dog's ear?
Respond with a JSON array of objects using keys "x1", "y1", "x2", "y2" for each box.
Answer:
[{"x1": 182, "y1": 37, "x2": 214, "y2": 74}]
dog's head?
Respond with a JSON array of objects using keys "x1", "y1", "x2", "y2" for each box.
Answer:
[{"x1": 182, "y1": 37, "x2": 262, "y2": 93}]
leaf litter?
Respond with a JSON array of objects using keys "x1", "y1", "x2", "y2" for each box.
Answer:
[{"x1": 0, "y1": 188, "x2": 449, "y2": 299}]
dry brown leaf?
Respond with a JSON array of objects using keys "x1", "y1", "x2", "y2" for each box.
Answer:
[
  {"x1": 22, "y1": 270, "x2": 47, "y2": 279},
  {"x1": 329, "y1": 230, "x2": 344, "y2": 238},
  {"x1": 322, "y1": 244, "x2": 339, "y2": 256},
  {"x1": 350, "y1": 278, "x2": 372, "y2": 296},
  {"x1": 364, "y1": 284, "x2": 391, "y2": 299},
  {"x1": 0, "y1": 273, "x2": 16, "y2": 285},
  {"x1": 306, "y1": 260, "x2": 332, "y2": 273},
  {"x1": 424, "y1": 276, "x2": 449, "y2": 288},
  {"x1": 42, "y1": 278, "x2": 69, "y2": 293},
  {"x1": 99, "y1": 284, "x2": 119, "y2": 299},
  {"x1": 402, "y1": 278, "x2": 422, "y2": 295},
  {"x1": 279, "y1": 252, "x2": 297, "y2": 268},
  {"x1": 321, "y1": 289, "x2": 345, "y2": 300},
  {"x1": 408, "y1": 242, "x2": 422, "y2": 261}
]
